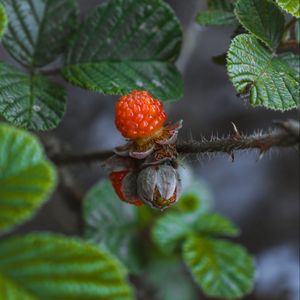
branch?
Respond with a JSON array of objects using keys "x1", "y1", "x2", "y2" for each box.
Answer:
[{"x1": 50, "y1": 120, "x2": 299, "y2": 166}]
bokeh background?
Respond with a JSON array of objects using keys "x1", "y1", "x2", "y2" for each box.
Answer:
[{"x1": 0, "y1": 0, "x2": 299, "y2": 299}]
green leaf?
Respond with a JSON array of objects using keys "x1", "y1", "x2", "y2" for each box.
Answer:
[
  {"x1": 1, "y1": 0, "x2": 78, "y2": 67},
  {"x1": 196, "y1": 11, "x2": 237, "y2": 26},
  {"x1": 183, "y1": 235, "x2": 255, "y2": 299},
  {"x1": 63, "y1": 0, "x2": 183, "y2": 101},
  {"x1": 0, "y1": 233, "x2": 134, "y2": 300},
  {"x1": 195, "y1": 213, "x2": 240, "y2": 237},
  {"x1": 275, "y1": 0, "x2": 300, "y2": 17},
  {"x1": 279, "y1": 52, "x2": 300, "y2": 73},
  {"x1": 0, "y1": 4, "x2": 7, "y2": 39},
  {"x1": 208, "y1": 0, "x2": 234, "y2": 11},
  {"x1": 145, "y1": 261, "x2": 198, "y2": 300},
  {"x1": 235, "y1": 0, "x2": 285, "y2": 51},
  {"x1": 227, "y1": 34, "x2": 300, "y2": 111},
  {"x1": 295, "y1": 19, "x2": 300, "y2": 43},
  {"x1": 151, "y1": 213, "x2": 191, "y2": 254},
  {"x1": 0, "y1": 63, "x2": 66, "y2": 130},
  {"x1": 0, "y1": 124, "x2": 56, "y2": 233},
  {"x1": 84, "y1": 180, "x2": 141, "y2": 273}
]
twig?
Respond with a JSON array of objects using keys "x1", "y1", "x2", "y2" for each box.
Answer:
[{"x1": 50, "y1": 120, "x2": 299, "y2": 166}]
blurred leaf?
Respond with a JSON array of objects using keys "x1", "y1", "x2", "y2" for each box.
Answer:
[
  {"x1": 208, "y1": 0, "x2": 234, "y2": 11},
  {"x1": 151, "y1": 213, "x2": 191, "y2": 254},
  {"x1": 0, "y1": 124, "x2": 56, "y2": 233},
  {"x1": 1, "y1": 0, "x2": 78, "y2": 67},
  {"x1": 0, "y1": 63, "x2": 66, "y2": 130},
  {"x1": 145, "y1": 260, "x2": 198, "y2": 300},
  {"x1": 279, "y1": 52, "x2": 300, "y2": 73},
  {"x1": 196, "y1": 11, "x2": 237, "y2": 26},
  {"x1": 295, "y1": 19, "x2": 300, "y2": 42},
  {"x1": 235, "y1": 0, "x2": 285, "y2": 51},
  {"x1": 195, "y1": 213, "x2": 240, "y2": 237},
  {"x1": 0, "y1": 4, "x2": 7, "y2": 39},
  {"x1": 84, "y1": 180, "x2": 141, "y2": 273},
  {"x1": 227, "y1": 34, "x2": 300, "y2": 111},
  {"x1": 275, "y1": 0, "x2": 300, "y2": 17},
  {"x1": 63, "y1": 0, "x2": 183, "y2": 101},
  {"x1": 0, "y1": 233, "x2": 134, "y2": 300},
  {"x1": 183, "y1": 235, "x2": 255, "y2": 299}
]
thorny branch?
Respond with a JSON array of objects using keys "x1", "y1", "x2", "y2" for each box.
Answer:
[{"x1": 50, "y1": 119, "x2": 300, "y2": 166}]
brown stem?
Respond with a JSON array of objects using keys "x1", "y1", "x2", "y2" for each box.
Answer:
[{"x1": 50, "y1": 120, "x2": 299, "y2": 166}]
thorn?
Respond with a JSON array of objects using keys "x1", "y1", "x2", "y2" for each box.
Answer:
[{"x1": 231, "y1": 122, "x2": 241, "y2": 140}]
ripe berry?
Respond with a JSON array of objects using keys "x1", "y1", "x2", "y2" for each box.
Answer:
[
  {"x1": 109, "y1": 170, "x2": 143, "y2": 206},
  {"x1": 115, "y1": 90, "x2": 167, "y2": 140}
]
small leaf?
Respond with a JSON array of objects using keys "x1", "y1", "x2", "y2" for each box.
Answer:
[
  {"x1": 0, "y1": 233, "x2": 134, "y2": 300},
  {"x1": 275, "y1": 0, "x2": 300, "y2": 17},
  {"x1": 195, "y1": 213, "x2": 240, "y2": 237},
  {"x1": 196, "y1": 11, "x2": 237, "y2": 26},
  {"x1": 151, "y1": 213, "x2": 191, "y2": 254},
  {"x1": 0, "y1": 4, "x2": 8, "y2": 39},
  {"x1": 183, "y1": 235, "x2": 255, "y2": 299},
  {"x1": 0, "y1": 124, "x2": 56, "y2": 233},
  {"x1": 63, "y1": 0, "x2": 183, "y2": 101},
  {"x1": 84, "y1": 180, "x2": 141, "y2": 272},
  {"x1": 146, "y1": 261, "x2": 198, "y2": 300},
  {"x1": 227, "y1": 34, "x2": 299, "y2": 111},
  {"x1": 0, "y1": 63, "x2": 66, "y2": 130},
  {"x1": 2, "y1": 0, "x2": 78, "y2": 67},
  {"x1": 279, "y1": 52, "x2": 300, "y2": 73},
  {"x1": 235, "y1": 0, "x2": 285, "y2": 51}
]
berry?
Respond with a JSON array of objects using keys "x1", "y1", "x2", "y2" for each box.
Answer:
[
  {"x1": 115, "y1": 90, "x2": 167, "y2": 139},
  {"x1": 109, "y1": 170, "x2": 143, "y2": 206}
]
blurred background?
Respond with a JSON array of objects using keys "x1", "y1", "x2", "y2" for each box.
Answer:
[{"x1": 0, "y1": 0, "x2": 299, "y2": 299}]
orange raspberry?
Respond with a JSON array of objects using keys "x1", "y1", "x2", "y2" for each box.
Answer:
[{"x1": 115, "y1": 90, "x2": 167, "y2": 139}]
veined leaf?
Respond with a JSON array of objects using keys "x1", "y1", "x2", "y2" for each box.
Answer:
[
  {"x1": 0, "y1": 63, "x2": 66, "y2": 130},
  {"x1": 63, "y1": 0, "x2": 183, "y2": 101},
  {"x1": 183, "y1": 235, "x2": 255, "y2": 299},
  {"x1": 0, "y1": 124, "x2": 56, "y2": 233},
  {"x1": 275, "y1": 0, "x2": 300, "y2": 17},
  {"x1": 1, "y1": 0, "x2": 78, "y2": 67},
  {"x1": 227, "y1": 34, "x2": 299, "y2": 111},
  {"x1": 195, "y1": 213, "x2": 240, "y2": 237},
  {"x1": 84, "y1": 180, "x2": 141, "y2": 272},
  {"x1": 0, "y1": 3, "x2": 7, "y2": 39},
  {"x1": 0, "y1": 234, "x2": 134, "y2": 300},
  {"x1": 235, "y1": 0, "x2": 285, "y2": 51},
  {"x1": 151, "y1": 213, "x2": 192, "y2": 254},
  {"x1": 279, "y1": 52, "x2": 300, "y2": 74},
  {"x1": 196, "y1": 11, "x2": 237, "y2": 26}
]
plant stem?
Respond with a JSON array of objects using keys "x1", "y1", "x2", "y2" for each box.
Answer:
[{"x1": 50, "y1": 120, "x2": 299, "y2": 166}]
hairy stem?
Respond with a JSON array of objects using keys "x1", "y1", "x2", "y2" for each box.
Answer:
[{"x1": 50, "y1": 120, "x2": 299, "y2": 166}]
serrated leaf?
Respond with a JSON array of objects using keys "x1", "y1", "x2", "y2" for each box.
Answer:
[
  {"x1": 0, "y1": 4, "x2": 7, "y2": 39},
  {"x1": 84, "y1": 180, "x2": 141, "y2": 272},
  {"x1": 1, "y1": 0, "x2": 78, "y2": 67},
  {"x1": 275, "y1": 0, "x2": 300, "y2": 17},
  {"x1": 279, "y1": 52, "x2": 300, "y2": 73},
  {"x1": 195, "y1": 213, "x2": 240, "y2": 237},
  {"x1": 151, "y1": 213, "x2": 192, "y2": 254},
  {"x1": 63, "y1": 0, "x2": 183, "y2": 101},
  {"x1": 196, "y1": 10, "x2": 237, "y2": 26},
  {"x1": 235, "y1": 0, "x2": 285, "y2": 51},
  {"x1": 227, "y1": 34, "x2": 300, "y2": 111},
  {"x1": 0, "y1": 233, "x2": 134, "y2": 300},
  {"x1": 183, "y1": 235, "x2": 255, "y2": 299},
  {"x1": 0, "y1": 124, "x2": 56, "y2": 233},
  {"x1": 0, "y1": 63, "x2": 66, "y2": 130}
]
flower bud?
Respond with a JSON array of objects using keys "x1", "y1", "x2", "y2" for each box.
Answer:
[{"x1": 137, "y1": 164, "x2": 181, "y2": 210}]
